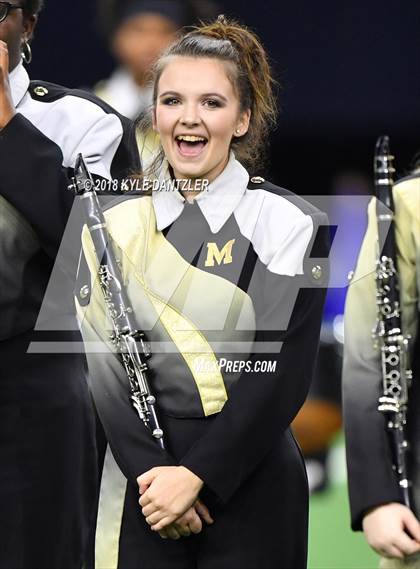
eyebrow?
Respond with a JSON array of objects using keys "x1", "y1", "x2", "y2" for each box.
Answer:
[{"x1": 159, "y1": 91, "x2": 228, "y2": 102}]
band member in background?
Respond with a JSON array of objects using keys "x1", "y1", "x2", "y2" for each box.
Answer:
[
  {"x1": 94, "y1": 0, "x2": 219, "y2": 164},
  {"x1": 94, "y1": 0, "x2": 220, "y2": 120},
  {"x1": 77, "y1": 16, "x2": 329, "y2": 569},
  {"x1": 343, "y1": 162, "x2": 420, "y2": 567},
  {"x1": 0, "y1": 1, "x2": 139, "y2": 567}
]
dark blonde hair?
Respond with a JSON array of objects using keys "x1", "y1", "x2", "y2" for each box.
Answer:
[{"x1": 139, "y1": 15, "x2": 278, "y2": 175}]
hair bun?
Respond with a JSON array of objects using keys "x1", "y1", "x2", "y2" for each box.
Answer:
[
  {"x1": 216, "y1": 14, "x2": 228, "y2": 25},
  {"x1": 196, "y1": 14, "x2": 243, "y2": 45}
]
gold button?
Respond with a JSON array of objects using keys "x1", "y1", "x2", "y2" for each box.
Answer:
[
  {"x1": 79, "y1": 285, "x2": 90, "y2": 299},
  {"x1": 34, "y1": 86, "x2": 49, "y2": 97},
  {"x1": 311, "y1": 265, "x2": 323, "y2": 280},
  {"x1": 250, "y1": 176, "x2": 265, "y2": 184}
]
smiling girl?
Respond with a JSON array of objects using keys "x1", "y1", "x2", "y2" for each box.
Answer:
[{"x1": 78, "y1": 16, "x2": 329, "y2": 569}]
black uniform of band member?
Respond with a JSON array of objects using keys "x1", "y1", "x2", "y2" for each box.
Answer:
[
  {"x1": 0, "y1": 2, "x2": 140, "y2": 567},
  {"x1": 343, "y1": 171, "x2": 420, "y2": 567},
  {"x1": 76, "y1": 18, "x2": 329, "y2": 569}
]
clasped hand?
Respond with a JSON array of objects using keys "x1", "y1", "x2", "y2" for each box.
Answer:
[
  {"x1": 363, "y1": 503, "x2": 420, "y2": 559},
  {"x1": 137, "y1": 466, "x2": 213, "y2": 540}
]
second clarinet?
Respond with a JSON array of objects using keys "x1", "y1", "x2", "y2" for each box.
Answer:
[
  {"x1": 71, "y1": 154, "x2": 165, "y2": 449},
  {"x1": 373, "y1": 135, "x2": 412, "y2": 508}
]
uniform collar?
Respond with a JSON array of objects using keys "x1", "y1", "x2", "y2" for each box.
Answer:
[
  {"x1": 103, "y1": 67, "x2": 153, "y2": 119},
  {"x1": 152, "y1": 153, "x2": 249, "y2": 234},
  {"x1": 10, "y1": 61, "x2": 30, "y2": 108}
]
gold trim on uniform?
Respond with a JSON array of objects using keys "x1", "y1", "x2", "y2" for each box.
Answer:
[
  {"x1": 81, "y1": 196, "x2": 253, "y2": 416},
  {"x1": 135, "y1": 274, "x2": 228, "y2": 416},
  {"x1": 95, "y1": 446, "x2": 127, "y2": 569}
]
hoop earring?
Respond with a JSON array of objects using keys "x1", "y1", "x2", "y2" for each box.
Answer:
[{"x1": 21, "y1": 40, "x2": 32, "y2": 65}]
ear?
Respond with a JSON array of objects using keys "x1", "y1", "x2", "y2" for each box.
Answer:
[
  {"x1": 23, "y1": 15, "x2": 37, "y2": 43},
  {"x1": 234, "y1": 108, "x2": 251, "y2": 137}
]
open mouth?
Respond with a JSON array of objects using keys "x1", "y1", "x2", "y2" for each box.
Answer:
[{"x1": 175, "y1": 135, "x2": 208, "y2": 158}]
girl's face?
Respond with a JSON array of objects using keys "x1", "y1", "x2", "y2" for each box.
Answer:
[{"x1": 153, "y1": 56, "x2": 250, "y2": 183}]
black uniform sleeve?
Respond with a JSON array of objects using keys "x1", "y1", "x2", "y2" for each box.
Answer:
[
  {"x1": 180, "y1": 212, "x2": 329, "y2": 504},
  {"x1": 0, "y1": 110, "x2": 139, "y2": 259},
  {"x1": 79, "y1": 315, "x2": 176, "y2": 486}
]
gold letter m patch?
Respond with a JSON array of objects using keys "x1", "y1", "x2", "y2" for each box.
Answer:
[{"x1": 205, "y1": 239, "x2": 236, "y2": 267}]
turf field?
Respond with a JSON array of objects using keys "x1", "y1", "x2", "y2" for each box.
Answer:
[{"x1": 308, "y1": 439, "x2": 380, "y2": 569}]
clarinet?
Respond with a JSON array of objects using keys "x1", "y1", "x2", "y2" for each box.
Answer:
[
  {"x1": 70, "y1": 154, "x2": 165, "y2": 449},
  {"x1": 373, "y1": 136, "x2": 412, "y2": 507}
]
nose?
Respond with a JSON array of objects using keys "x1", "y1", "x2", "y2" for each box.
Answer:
[{"x1": 179, "y1": 103, "x2": 201, "y2": 127}]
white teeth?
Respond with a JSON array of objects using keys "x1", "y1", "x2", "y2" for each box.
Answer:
[{"x1": 176, "y1": 135, "x2": 207, "y2": 142}]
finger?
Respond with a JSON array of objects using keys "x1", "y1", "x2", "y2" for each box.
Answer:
[
  {"x1": 381, "y1": 545, "x2": 404, "y2": 560},
  {"x1": 142, "y1": 504, "x2": 157, "y2": 518},
  {"x1": 137, "y1": 470, "x2": 157, "y2": 493},
  {"x1": 194, "y1": 499, "x2": 214, "y2": 524},
  {"x1": 176, "y1": 509, "x2": 202, "y2": 533},
  {"x1": 158, "y1": 529, "x2": 168, "y2": 539},
  {"x1": 139, "y1": 493, "x2": 152, "y2": 507},
  {"x1": 166, "y1": 526, "x2": 181, "y2": 540},
  {"x1": 186, "y1": 511, "x2": 203, "y2": 534},
  {"x1": 137, "y1": 467, "x2": 159, "y2": 485},
  {"x1": 393, "y1": 533, "x2": 420, "y2": 557},
  {"x1": 146, "y1": 511, "x2": 165, "y2": 526},
  {"x1": 151, "y1": 516, "x2": 175, "y2": 532},
  {"x1": 403, "y1": 511, "x2": 420, "y2": 542},
  {"x1": 174, "y1": 523, "x2": 191, "y2": 537},
  {"x1": 138, "y1": 481, "x2": 152, "y2": 495}
]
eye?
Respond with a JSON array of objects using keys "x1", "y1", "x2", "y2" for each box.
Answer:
[
  {"x1": 202, "y1": 99, "x2": 222, "y2": 108},
  {"x1": 162, "y1": 97, "x2": 180, "y2": 106}
]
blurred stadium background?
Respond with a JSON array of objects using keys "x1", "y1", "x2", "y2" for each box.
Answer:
[{"x1": 308, "y1": 434, "x2": 379, "y2": 568}]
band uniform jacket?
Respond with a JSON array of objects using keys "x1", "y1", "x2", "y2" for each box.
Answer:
[
  {"x1": 95, "y1": 68, "x2": 160, "y2": 168},
  {"x1": 343, "y1": 173, "x2": 420, "y2": 532},
  {"x1": 0, "y1": 62, "x2": 140, "y2": 568},
  {"x1": 77, "y1": 155, "x2": 329, "y2": 569}
]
